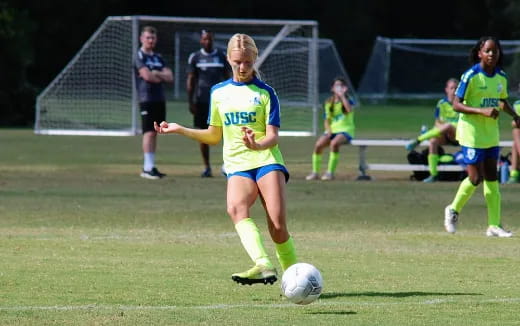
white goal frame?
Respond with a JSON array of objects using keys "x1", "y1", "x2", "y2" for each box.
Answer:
[
  {"x1": 34, "y1": 16, "x2": 320, "y2": 136},
  {"x1": 359, "y1": 36, "x2": 520, "y2": 100}
]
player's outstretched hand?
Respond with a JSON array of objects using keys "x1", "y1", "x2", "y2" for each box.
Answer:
[
  {"x1": 241, "y1": 126, "x2": 259, "y2": 150},
  {"x1": 154, "y1": 121, "x2": 181, "y2": 134}
]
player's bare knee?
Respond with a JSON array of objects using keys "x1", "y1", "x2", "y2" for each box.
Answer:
[{"x1": 227, "y1": 203, "x2": 247, "y2": 219}]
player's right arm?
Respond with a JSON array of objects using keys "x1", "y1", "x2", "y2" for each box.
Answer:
[
  {"x1": 453, "y1": 96, "x2": 499, "y2": 119},
  {"x1": 154, "y1": 121, "x2": 222, "y2": 145}
]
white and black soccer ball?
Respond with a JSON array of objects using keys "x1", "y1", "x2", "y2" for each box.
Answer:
[{"x1": 281, "y1": 263, "x2": 323, "y2": 305}]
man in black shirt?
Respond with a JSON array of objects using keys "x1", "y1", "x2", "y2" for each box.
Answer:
[
  {"x1": 135, "y1": 26, "x2": 173, "y2": 179},
  {"x1": 187, "y1": 30, "x2": 231, "y2": 177}
]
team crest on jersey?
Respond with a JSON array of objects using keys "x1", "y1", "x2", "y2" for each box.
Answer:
[
  {"x1": 145, "y1": 57, "x2": 163, "y2": 70},
  {"x1": 250, "y1": 96, "x2": 261, "y2": 105},
  {"x1": 497, "y1": 83, "x2": 503, "y2": 93}
]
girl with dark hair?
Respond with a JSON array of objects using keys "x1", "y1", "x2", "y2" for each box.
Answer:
[
  {"x1": 444, "y1": 37, "x2": 520, "y2": 237},
  {"x1": 306, "y1": 77, "x2": 355, "y2": 181}
]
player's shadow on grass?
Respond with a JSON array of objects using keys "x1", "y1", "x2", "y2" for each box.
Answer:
[
  {"x1": 321, "y1": 291, "x2": 482, "y2": 299},
  {"x1": 306, "y1": 310, "x2": 357, "y2": 315}
]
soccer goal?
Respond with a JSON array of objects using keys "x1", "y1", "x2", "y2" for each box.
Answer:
[
  {"x1": 358, "y1": 36, "x2": 520, "y2": 100},
  {"x1": 35, "y1": 16, "x2": 356, "y2": 137}
]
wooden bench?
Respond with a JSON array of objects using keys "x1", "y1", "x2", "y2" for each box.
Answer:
[{"x1": 350, "y1": 139, "x2": 514, "y2": 180}]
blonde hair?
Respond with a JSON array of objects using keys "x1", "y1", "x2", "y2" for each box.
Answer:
[
  {"x1": 227, "y1": 33, "x2": 260, "y2": 78},
  {"x1": 141, "y1": 25, "x2": 157, "y2": 35}
]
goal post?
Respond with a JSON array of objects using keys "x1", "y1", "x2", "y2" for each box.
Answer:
[
  {"x1": 35, "y1": 16, "x2": 327, "y2": 136},
  {"x1": 358, "y1": 36, "x2": 520, "y2": 100}
]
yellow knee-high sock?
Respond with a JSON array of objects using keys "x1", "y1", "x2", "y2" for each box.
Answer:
[
  {"x1": 483, "y1": 180, "x2": 501, "y2": 227},
  {"x1": 235, "y1": 218, "x2": 272, "y2": 268},
  {"x1": 451, "y1": 177, "x2": 477, "y2": 213},
  {"x1": 327, "y1": 152, "x2": 340, "y2": 174},
  {"x1": 275, "y1": 236, "x2": 298, "y2": 271},
  {"x1": 428, "y1": 154, "x2": 440, "y2": 177},
  {"x1": 312, "y1": 153, "x2": 322, "y2": 174},
  {"x1": 418, "y1": 127, "x2": 441, "y2": 142}
]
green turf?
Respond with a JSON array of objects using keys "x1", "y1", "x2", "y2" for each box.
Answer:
[{"x1": 1, "y1": 103, "x2": 519, "y2": 325}]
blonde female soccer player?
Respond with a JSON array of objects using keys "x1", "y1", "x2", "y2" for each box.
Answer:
[
  {"x1": 155, "y1": 33, "x2": 297, "y2": 285},
  {"x1": 405, "y1": 78, "x2": 460, "y2": 182},
  {"x1": 305, "y1": 77, "x2": 355, "y2": 181},
  {"x1": 444, "y1": 36, "x2": 520, "y2": 237}
]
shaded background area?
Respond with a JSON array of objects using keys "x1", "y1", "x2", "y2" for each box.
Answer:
[{"x1": 2, "y1": 0, "x2": 520, "y2": 126}]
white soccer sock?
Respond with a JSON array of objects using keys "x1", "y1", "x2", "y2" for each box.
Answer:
[{"x1": 144, "y1": 152, "x2": 155, "y2": 171}]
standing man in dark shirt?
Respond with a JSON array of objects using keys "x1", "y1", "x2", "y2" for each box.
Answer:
[
  {"x1": 187, "y1": 30, "x2": 231, "y2": 177},
  {"x1": 135, "y1": 26, "x2": 173, "y2": 179}
]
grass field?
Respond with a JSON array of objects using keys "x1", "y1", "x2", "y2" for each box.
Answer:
[{"x1": 1, "y1": 103, "x2": 520, "y2": 325}]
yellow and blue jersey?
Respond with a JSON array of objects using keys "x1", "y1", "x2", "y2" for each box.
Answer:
[
  {"x1": 434, "y1": 98, "x2": 458, "y2": 126},
  {"x1": 324, "y1": 100, "x2": 355, "y2": 137},
  {"x1": 209, "y1": 77, "x2": 285, "y2": 174},
  {"x1": 455, "y1": 63, "x2": 508, "y2": 148}
]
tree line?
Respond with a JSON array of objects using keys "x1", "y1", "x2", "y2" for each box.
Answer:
[{"x1": 2, "y1": 0, "x2": 520, "y2": 126}]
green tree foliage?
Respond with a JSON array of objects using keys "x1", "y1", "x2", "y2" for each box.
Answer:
[
  {"x1": 0, "y1": 2, "x2": 36, "y2": 126},
  {"x1": 3, "y1": 0, "x2": 520, "y2": 126}
]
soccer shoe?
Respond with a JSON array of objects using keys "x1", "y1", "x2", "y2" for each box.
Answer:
[
  {"x1": 444, "y1": 205, "x2": 458, "y2": 234},
  {"x1": 140, "y1": 167, "x2": 166, "y2": 180},
  {"x1": 321, "y1": 172, "x2": 334, "y2": 181},
  {"x1": 201, "y1": 167, "x2": 213, "y2": 178},
  {"x1": 486, "y1": 226, "x2": 513, "y2": 238},
  {"x1": 405, "y1": 139, "x2": 419, "y2": 151},
  {"x1": 231, "y1": 264, "x2": 278, "y2": 285},
  {"x1": 305, "y1": 172, "x2": 319, "y2": 180},
  {"x1": 423, "y1": 175, "x2": 438, "y2": 183}
]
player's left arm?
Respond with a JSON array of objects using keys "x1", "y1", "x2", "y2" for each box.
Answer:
[
  {"x1": 242, "y1": 125, "x2": 279, "y2": 150},
  {"x1": 153, "y1": 67, "x2": 173, "y2": 83}
]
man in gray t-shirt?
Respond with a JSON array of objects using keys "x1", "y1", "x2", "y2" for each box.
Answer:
[
  {"x1": 187, "y1": 30, "x2": 231, "y2": 177},
  {"x1": 134, "y1": 26, "x2": 173, "y2": 180}
]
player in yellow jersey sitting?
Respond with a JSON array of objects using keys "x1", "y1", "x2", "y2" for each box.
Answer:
[
  {"x1": 306, "y1": 77, "x2": 355, "y2": 181},
  {"x1": 406, "y1": 78, "x2": 460, "y2": 182}
]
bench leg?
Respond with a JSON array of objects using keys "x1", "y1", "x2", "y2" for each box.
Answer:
[{"x1": 356, "y1": 145, "x2": 372, "y2": 180}]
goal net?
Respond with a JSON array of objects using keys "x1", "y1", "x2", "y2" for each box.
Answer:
[
  {"x1": 358, "y1": 36, "x2": 520, "y2": 100},
  {"x1": 35, "y1": 16, "x2": 356, "y2": 136}
]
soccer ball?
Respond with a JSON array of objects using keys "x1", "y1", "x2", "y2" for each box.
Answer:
[{"x1": 281, "y1": 263, "x2": 323, "y2": 305}]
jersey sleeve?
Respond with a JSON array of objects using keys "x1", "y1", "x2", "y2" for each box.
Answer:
[
  {"x1": 208, "y1": 90, "x2": 222, "y2": 127},
  {"x1": 265, "y1": 88, "x2": 281, "y2": 127},
  {"x1": 500, "y1": 75, "x2": 508, "y2": 100},
  {"x1": 455, "y1": 73, "x2": 469, "y2": 99},
  {"x1": 186, "y1": 52, "x2": 197, "y2": 75},
  {"x1": 135, "y1": 51, "x2": 146, "y2": 70},
  {"x1": 323, "y1": 102, "x2": 332, "y2": 120}
]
